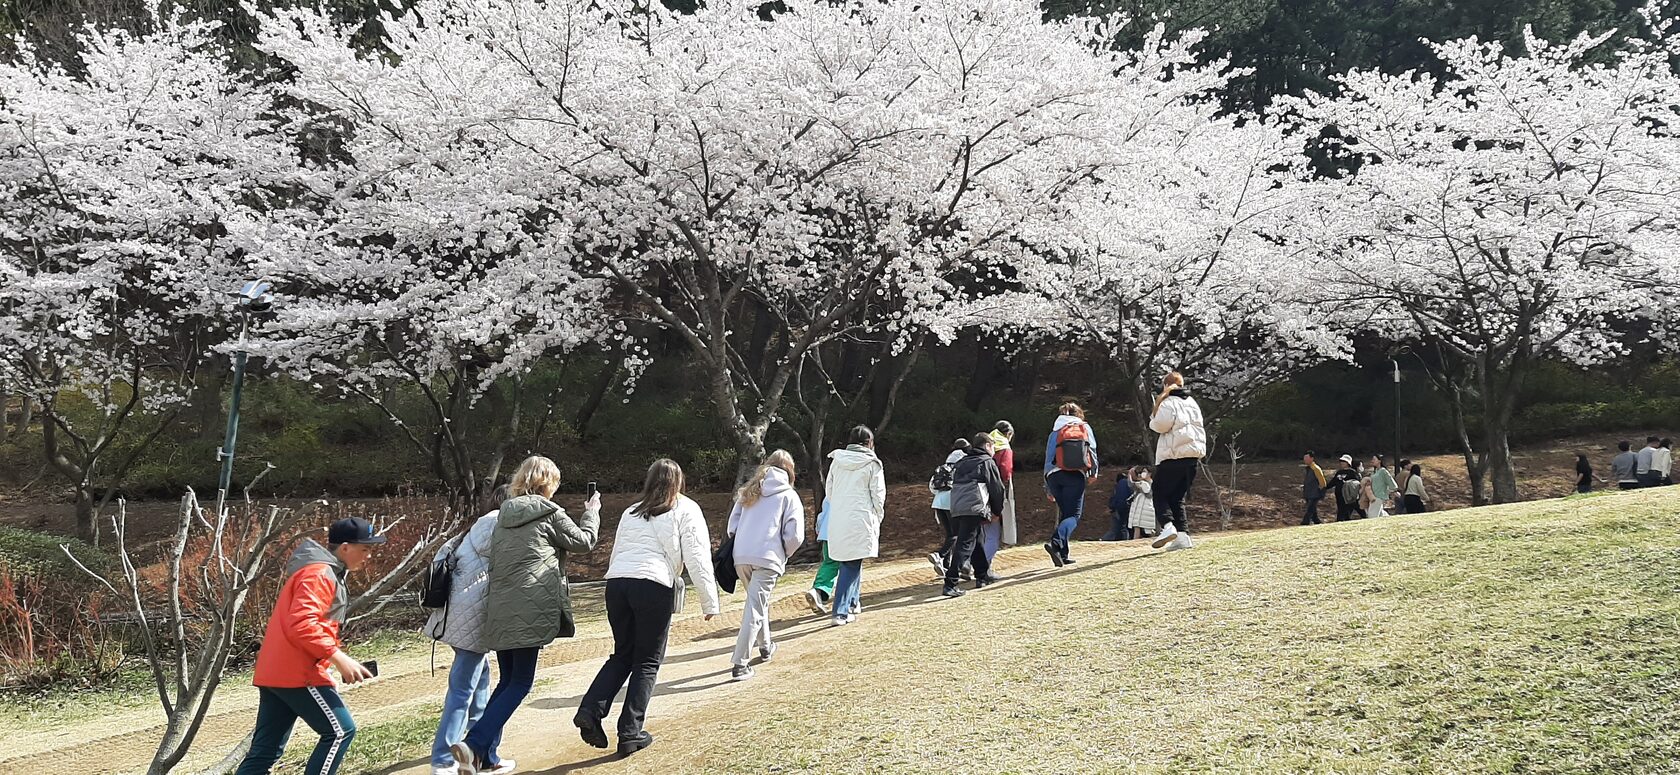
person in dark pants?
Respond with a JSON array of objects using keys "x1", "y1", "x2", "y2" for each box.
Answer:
[
  {"x1": 1403, "y1": 464, "x2": 1430, "y2": 513},
  {"x1": 1148, "y1": 371, "x2": 1207, "y2": 550},
  {"x1": 1101, "y1": 469, "x2": 1134, "y2": 540},
  {"x1": 1301, "y1": 452, "x2": 1327, "y2": 525},
  {"x1": 1329, "y1": 455, "x2": 1363, "y2": 521},
  {"x1": 927, "y1": 438, "x2": 970, "y2": 578},
  {"x1": 943, "y1": 433, "x2": 1006, "y2": 597},
  {"x1": 236, "y1": 518, "x2": 382, "y2": 775},
  {"x1": 1576, "y1": 453, "x2": 1598, "y2": 494},
  {"x1": 1042, "y1": 402, "x2": 1099, "y2": 566},
  {"x1": 576, "y1": 459, "x2": 719, "y2": 759}
]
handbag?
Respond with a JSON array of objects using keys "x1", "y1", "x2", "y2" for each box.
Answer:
[{"x1": 713, "y1": 533, "x2": 738, "y2": 594}]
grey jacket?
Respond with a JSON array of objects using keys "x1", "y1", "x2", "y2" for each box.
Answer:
[
  {"x1": 950, "y1": 449, "x2": 1005, "y2": 519},
  {"x1": 481, "y1": 495, "x2": 600, "y2": 651},
  {"x1": 425, "y1": 512, "x2": 499, "y2": 653}
]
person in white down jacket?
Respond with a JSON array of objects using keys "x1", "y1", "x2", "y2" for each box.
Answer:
[
  {"x1": 574, "y1": 459, "x2": 719, "y2": 760},
  {"x1": 726, "y1": 450, "x2": 806, "y2": 681},
  {"x1": 1148, "y1": 371, "x2": 1207, "y2": 551},
  {"x1": 823, "y1": 425, "x2": 887, "y2": 628}
]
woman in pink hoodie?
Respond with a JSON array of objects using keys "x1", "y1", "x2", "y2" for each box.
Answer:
[{"x1": 726, "y1": 450, "x2": 806, "y2": 681}]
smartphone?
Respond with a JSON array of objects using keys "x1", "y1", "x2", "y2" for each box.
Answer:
[
  {"x1": 363, "y1": 659, "x2": 379, "y2": 678},
  {"x1": 586, "y1": 481, "x2": 598, "y2": 498}
]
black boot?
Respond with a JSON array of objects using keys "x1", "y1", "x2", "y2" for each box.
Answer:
[
  {"x1": 574, "y1": 711, "x2": 608, "y2": 749},
  {"x1": 618, "y1": 731, "x2": 655, "y2": 758}
]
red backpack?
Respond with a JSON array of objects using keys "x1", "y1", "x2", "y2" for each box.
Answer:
[{"x1": 1054, "y1": 422, "x2": 1095, "y2": 473}]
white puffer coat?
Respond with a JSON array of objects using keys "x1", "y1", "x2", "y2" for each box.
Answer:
[
  {"x1": 1150, "y1": 392, "x2": 1208, "y2": 464},
  {"x1": 424, "y1": 512, "x2": 499, "y2": 653},
  {"x1": 604, "y1": 495, "x2": 721, "y2": 616},
  {"x1": 824, "y1": 445, "x2": 887, "y2": 562}
]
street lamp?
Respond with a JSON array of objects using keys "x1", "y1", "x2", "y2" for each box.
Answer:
[
  {"x1": 217, "y1": 280, "x2": 272, "y2": 496},
  {"x1": 1391, "y1": 356, "x2": 1401, "y2": 475}
]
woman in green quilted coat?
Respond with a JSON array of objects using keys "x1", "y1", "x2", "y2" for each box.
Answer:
[{"x1": 451, "y1": 455, "x2": 600, "y2": 774}]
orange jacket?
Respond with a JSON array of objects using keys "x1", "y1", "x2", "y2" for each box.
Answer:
[{"x1": 253, "y1": 540, "x2": 346, "y2": 688}]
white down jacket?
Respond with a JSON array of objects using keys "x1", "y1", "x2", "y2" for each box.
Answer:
[
  {"x1": 425, "y1": 511, "x2": 499, "y2": 653},
  {"x1": 1149, "y1": 392, "x2": 1208, "y2": 464},
  {"x1": 824, "y1": 445, "x2": 887, "y2": 562},
  {"x1": 604, "y1": 495, "x2": 721, "y2": 616}
]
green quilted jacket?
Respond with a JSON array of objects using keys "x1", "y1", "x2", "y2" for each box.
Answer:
[{"x1": 481, "y1": 494, "x2": 600, "y2": 651}]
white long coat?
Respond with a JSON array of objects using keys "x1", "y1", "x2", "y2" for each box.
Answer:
[{"x1": 824, "y1": 446, "x2": 886, "y2": 562}]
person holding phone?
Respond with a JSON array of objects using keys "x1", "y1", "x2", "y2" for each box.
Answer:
[{"x1": 235, "y1": 517, "x2": 385, "y2": 775}]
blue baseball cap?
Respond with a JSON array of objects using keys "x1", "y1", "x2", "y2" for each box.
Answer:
[{"x1": 328, "y1": 517, "x2": 387, "y2": 545}]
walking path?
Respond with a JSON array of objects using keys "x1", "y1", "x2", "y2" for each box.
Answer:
[{"x1": 34, "y1": 540, "x2": 1139, "y2": 774}]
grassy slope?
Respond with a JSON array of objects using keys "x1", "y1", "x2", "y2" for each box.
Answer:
[{"x1": 613, "y1": 490, "x2": 1680, "y2": 774}]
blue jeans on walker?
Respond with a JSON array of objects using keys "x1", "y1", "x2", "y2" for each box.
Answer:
[
  {"x1": 430, "y1": 647, "x2": 491, "y2": 768},
  {"x1": 1046, "y1": 471, "x2": 1087, "y2": 559},
  {"x1": 831, "y1": 559, "x2": 863, "y2": 620}
]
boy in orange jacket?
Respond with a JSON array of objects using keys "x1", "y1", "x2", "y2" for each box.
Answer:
[{"x1": 236, "y1": 518, "x2": 383, "y2": 775}]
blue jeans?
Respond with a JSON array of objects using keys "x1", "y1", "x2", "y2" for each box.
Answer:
[
  {"x1": 831, "y1": 559, "x2": 864, "y2": 620},
  {"x1": 1046, "y1": 471, "x2": 1087, "y2": 558},
  {"x1": 430, "y1": 647, "x2": 492, "y2": 767},
  {"x1": 462, "y1": 646, "x2": 540, "y2": 767}
]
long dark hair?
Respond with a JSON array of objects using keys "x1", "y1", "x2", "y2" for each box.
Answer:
[{"x1": 632, "y1": 458, "x2": 684, "y2": 519}]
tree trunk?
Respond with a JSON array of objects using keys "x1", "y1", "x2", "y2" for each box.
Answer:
[
  {"x1": 965, "y1": 343, "x2": 1005, "y2": 412},
  {"x1": 1482, "y1": 418, "x2": 1519, "y2": 503},
  {"x1": 14, "y1": 395, "x2": 32, "y2": 438},
  {"x1": 75, "y1": 487, "x2": 96, "y2": 545},
  {"x1": 574, "y1": 362, "x2": 620, "y2": 442}
]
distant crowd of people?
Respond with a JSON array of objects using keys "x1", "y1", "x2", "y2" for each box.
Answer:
[
  {"x1": 1296, "y1": 452, "x2": 1431, "y2": 524},
  {"x1": 1582, "y1": 436, "x2": 1674, "y2": 492}
]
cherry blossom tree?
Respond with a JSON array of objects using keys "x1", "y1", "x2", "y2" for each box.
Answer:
[
  {"x1": 0, "y1": 17, "x2": 295, "y2": 542},
  {"x1": 1286, "y1": 7, "x2": 1680, "y2": 503},
  {"x1": 256, "y1": 0, "x2": 1171, "y2": 476}
]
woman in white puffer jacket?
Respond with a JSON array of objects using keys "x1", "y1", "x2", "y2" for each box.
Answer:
[
  {"x1": 725, "y1": 450, "x2": 805, "y2": 681},
  {"x1": 1148, "y1": 371, "x2": 1206, "y2": 551}
]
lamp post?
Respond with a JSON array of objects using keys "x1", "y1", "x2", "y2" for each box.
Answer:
[
  {"x1": 217, "y1": 280, "x2": 272, "y2": 498},
  {"x1": 1391, "y1": 356, "x2": 1401, "y2": 474}
]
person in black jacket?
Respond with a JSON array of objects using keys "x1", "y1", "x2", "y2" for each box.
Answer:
[
  {"x1": 943, "y1": 433, "x2": 1005, "y2": 598},
  {"x1": 1330, "y1": 454, "x2": 1362, "y2": 521}
]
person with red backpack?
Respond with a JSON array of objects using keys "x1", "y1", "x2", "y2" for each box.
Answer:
[{"x1": 1042, "y1": 402, "x2": 1098, "y2": 566}]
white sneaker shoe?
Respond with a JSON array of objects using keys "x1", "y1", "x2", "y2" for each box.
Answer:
[
  {"x1": 449, "y1": 742, "x2": 478, "y2": 775},
  {"x1": 483, "y1": 760, "x2": 517, "y2": 775},
  {"x1": 804, "y1": 588, "x2": 828, "y2": 615},
  {"x1": 927, "y1": 552, "x2": 946, "y2": 576},
  {"x1": 433, "y1": 767, "x2": 458, "y2": 775},
  {"x1": 1167, "y1": 532, "x2": 1194, "y2": 552},
  {"x1": 1151, "y1": 523, "x2": 1179, "y2": 549}
]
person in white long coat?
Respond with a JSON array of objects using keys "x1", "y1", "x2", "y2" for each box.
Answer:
[{"x1": 823, "y1": 426, "x2": 886, "y2": 627}]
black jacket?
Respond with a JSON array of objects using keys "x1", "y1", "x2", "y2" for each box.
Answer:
[{"x1": 950, "y1": 449, "x2": 1006, "y2": 518}]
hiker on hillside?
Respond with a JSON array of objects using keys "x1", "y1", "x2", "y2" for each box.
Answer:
[
  {"x1": 823, "y1": 425, "x2": 887, "y2": 627},
  {"x1": 575, "y1": 459, "x2": 719, "y2": 759},
  {"x1": 1655, "y1": 438, "x2": 1673, "y2": 486},
  {"x1": 1301, "y1": 452, "x2": 1327, "y2": 525},
  {"x1": 943, "y1": 433, "x2": 1007, "y2": 598},
  {"x1": 1575, "y1": 453, "x2": 1601, "y2": 494},
  {"x1": 1043, "y1": 401, "x2": 1099, "y2": 566},
  {"x1": 1612, "y1": 441, "x2": 1639, "y2": 490},
  {"x1": 985, "y1": 421, "x2": 1018, "y2": 557},
  {"x1": 1329, "y1": 455, "x2": 1363, "y2": 521},
  {"x1": 1402, "y1": 463, "x2": 1430, "y2": 513},
  {"x1": 235, "y1": 517, "x2": 383, "y2": 775},
  {"x1": 452, "y1": 456, "x2": 600, "y2": 775},
  {"x1": 1149, "y1": 371, "x2": 1206, "y2": 551},
  {"x1": 1393, "y1": 459, "x2": 1413, "y2": 514},
  {"x1": 1128, "y1": 466, "x2": 1157, "y2": 540},
  {"x1": 1637, "y1": 436, "x2": 1662, "y2": 487},
  {"x1": 726, "y1": 450, "x2": 805, "y2": 682},
  {"x1": 1367, "y1": 455, "x2": 1397, "y2": 519},
  {"x1": 927, "y1": 438, "x2": 971, "y2": 579},
  {"x1": 1101, "y1": 469, "x2": 1133, "y2": 541},
  {"x1": 425, "y1": 485, "x2": 511, "y2": 775}
]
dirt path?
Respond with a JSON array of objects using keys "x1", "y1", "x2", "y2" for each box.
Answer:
[{"x1": 29, "y1": 538, "x2": 1123, "y2": 774}]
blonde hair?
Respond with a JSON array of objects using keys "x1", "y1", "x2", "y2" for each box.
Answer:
[
  {"x1": 1164, "y1": 371, "x2": 1185, "y2": 388},
  {"x1": 736, "y1": 450, "x2": 797, "y2": 509},
  {"x1": 510, "y1": 455, "x2": 561, "y2": 498},
  {"x1": 632, "y1": 458, "x2": 685, "y2": 519}
]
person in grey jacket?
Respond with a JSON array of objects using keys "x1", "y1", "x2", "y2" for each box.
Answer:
[
  {"x1": 425, "y1": 486, "x2": 509, "y2": 775},
  {"x1": 452, "y1": 457, "x2": 599, "y2": 775},
  {"x1": 943, "y1": 433, "x2": 1005, "y2": 598}
]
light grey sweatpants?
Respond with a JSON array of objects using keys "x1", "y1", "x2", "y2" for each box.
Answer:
[{"x1": 732, "y1": 565, "x2": 780, "y2": 667}]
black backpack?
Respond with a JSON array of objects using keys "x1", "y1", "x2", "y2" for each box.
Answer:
[
  {"x1": 420, "y1": 545, "x2": 456, "y2": 609},
  {"x1": 930, "y1": 462, "x2": 956, "y2": 492}
]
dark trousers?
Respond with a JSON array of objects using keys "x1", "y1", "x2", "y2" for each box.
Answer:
[
  {"x1": 944, "y1": 515, "x2": 992, "y2": 588},
  {"x1": 1153, "y1": 458, "x2": 1197, "y2": 533},
  {"x1": 934, "y1": 508, "x2": 956, "y2": 560},
  {"x1": 1302, "y1": 497, "x2": 1322, "y2": 525},
  {"x1": 1639, "y1": 471, "x2": 1663, "y2": 488},
  {"x1": 462, "y1": 646, "x2": 540, "y2": 766},
  {"x1": 580, "y1": 577, "x2": 674, "y2": 740},
  {"x1": 1335, "y1": 499, "x2": 1360, "y2": 521},
  {"x1": 237, "y1": 686, "x2": 357, "y2": 775},
  {"x1": 1404, "y1": 494, "x2": 1427, "y2": 514},
  {"x1": 1045, "y1": 471, "x2": 1087, "y2": 557}
]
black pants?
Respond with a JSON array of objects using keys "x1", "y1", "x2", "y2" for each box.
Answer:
[
  {"x1": 1302, "y1": 497, "x2": 1322, "y2": 525},
  {"x1": 944, "y1": 515, "x2": 992, "y2": 588},
  {"x1": 580, "y1": 578, "x2": 673, "y2": 739},
  {"x1": 934, "y1": 508, "x2": 956, "y2": 560},
  {"x1": 1152, "y1": 458, "x2": 1197, "y2": 533},
  {"x1": 1404, "y1": 494, "x2": 1427, "y2": 514},
  {"x1": 1335, "y1": 499, "x2": 1360, "y2": 521}
]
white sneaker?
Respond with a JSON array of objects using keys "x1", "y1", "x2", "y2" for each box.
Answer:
[
  {"x1": 804, "y1": 589, "x2": 828, "y2": 615},
  {"x1": 845, "y1": 612, "x2": 857, "y2": 624},
  {"x1": 927, "y1": 552, "x2": 946, "y2": 576},
  {"x1": 483, "y1": 761, "x2": 517, "y2": 775},
  {"x1": 850, "y1": 600, "x2": 862, "y2": 615},
  {"x1": 433, "y1": 767, "x2": 458, "y2": 775},
  {"x1": 830, "y1": 615, "x2": 849, "y2": 627},
  {"x1": 1167, "y1": 532, "x2": 1194, "y2": 552},
  {"x1": 1151, "y1": 523, "x2": 1179, "y2": 549},
  {"x1": 449, "y1": 742, "x2": 478, "y2": 775}
]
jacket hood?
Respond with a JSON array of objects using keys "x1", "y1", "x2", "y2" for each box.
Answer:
[
  {"x1": 944, "y1": 449, "x2": 966, "y2": 464},
  {"x1": 988, "y1": 429, "x2": 1012, "y2": 450},
  {"x1": 1052, "y1": 415, "x2": 1085, "y2": 433},
  {"x1": 760, "y1": 466, "x2": 794, "y2": 497},
  {"x1": 829, "y1": 445, "x2": 880, "y2": 472},
  {"x1": 498, "y1": 494, "x2": 560, "y2": 528},
  {"x1": 963, "y1": 447, "x2": 992, "y2": 460},
  {"x1": 285, "y1": 539, "x2": 344, "y2": 580}
]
